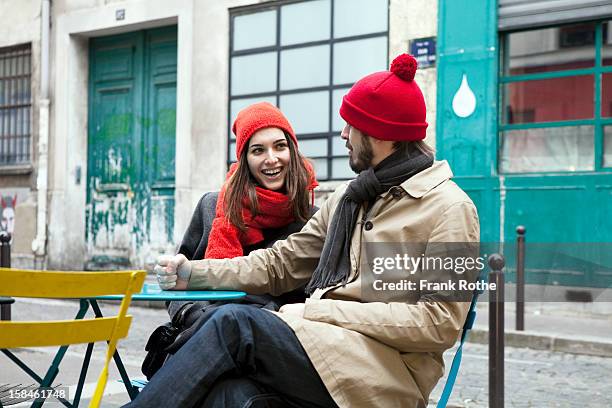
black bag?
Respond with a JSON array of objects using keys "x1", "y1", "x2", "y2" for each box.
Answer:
[
  {"x1": 141, "y1": 322, "x2": 179, "y2": 380},
  {"x1": 141, "y1": 301, "x2": 200, "y2": 380}
]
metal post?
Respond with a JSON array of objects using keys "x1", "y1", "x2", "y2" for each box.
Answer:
[
  {"x1": 488, "y1": 253, "x2": 505, "y2": 408},
  {"x1": 516, "y1": 226, "x2": 526, "y2": 331},
  {"x1": 1, "y1": 231, "x2": 13, "y2": 321}
]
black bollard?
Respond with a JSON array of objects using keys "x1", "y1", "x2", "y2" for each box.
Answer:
[
  {"x1": 0, "y1": 231, "x2": 13, "y2": 321},
  {"x1": 488, "y1": 253, "x2": 505, "y2": 408},
  {"x1": 0, "y1": 231, "x2": 10, "y2": 267},
  {"x1": 516, "y1": 226, "x2": 526, "y2": 331}
]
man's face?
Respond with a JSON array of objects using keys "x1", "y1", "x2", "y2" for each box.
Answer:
[{"x1": 341, "y1": 123, "x2": 374, "y2": 174}]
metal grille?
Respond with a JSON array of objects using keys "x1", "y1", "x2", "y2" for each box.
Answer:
[{"x1": 0, "y1": 44, "x2": 31, "y2": 165}]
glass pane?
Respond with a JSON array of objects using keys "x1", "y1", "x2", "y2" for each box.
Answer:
[
  {"x1": 503, "y1": 76, "x2": 594, "y2": 124},
  {"x1": 604, "y1": 21, "x2": 612, "y2": 67},
  {"x1": 231, "y1": 53, "x2": 277, "y2": 96},
  {"x1": 229, "y1": 141, "x2": 236, "y2": 159},
  {"x1": 312, "y1": 158, "x2": 328, "y2": 179},
  {"x1": 280, "y1": 45, "x2": 330, "y2": 90},
  {"x1": 603, "y1": 73, "x2": 612, "y2": 118},
  {"x1": 332, "y1": 135, "x2": 348, "y2": 156},
  {"x1": 297, "y1": 138, "x2": 327, "y2": 157},
  {"x1": 334, "y1": 0, "x2": 388, "y2": 38},
  {"x1": 604, "y1": 126, "x2": 612, "y2": 167},
  {"x1": 332, "y1": 88, "x2": 350, "y2": 131},
  {"x1": 20, "y1": 78, "x2": 30, "y2": 104},
  {"x1": 279, "y1": 91, "x2": 329, "y2": 134},
  {"x1": 230, "y1": 96, "x2": 277, "y2": 138},
  {"x1": 333, "y1": 37, "x2": 387, "y2": 85},
  {"x1": 506, "y1": 23, "x2": 596, "y2": 76},
  {"x1": 25, "y1": 53, "x2": 31, "y2": 75},
  {"x1": 233, "y1": 10, "x2": 277, "y2": 51},
  {"x1": 332, "y1": 157, "x2": 353, "y2": 179},
  {"x1": 499, "y1": 126, "x2": 594, "y2": 173},
  {"x1": 281, "y1": 0, "x2": 330, "y2": 46},
  {"x1": 17, "y1": 107, "x2": 27, "y2": 136}
]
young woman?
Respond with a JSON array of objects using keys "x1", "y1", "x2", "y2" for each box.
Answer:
[
  {"x1": 199, "y1": 101, "x2": 318, "y2": 260},
  {"x1": 143, "y1": 102, "x2": 318, "y2": 379}
]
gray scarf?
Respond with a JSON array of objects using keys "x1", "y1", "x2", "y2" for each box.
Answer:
[{"x1": 305, "y1": 146, "x2": 434, "y2": 294}]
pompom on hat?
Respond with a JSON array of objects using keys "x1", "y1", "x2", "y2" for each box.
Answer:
[
  {"x1": 232, "y1": 102, "x2": 298, "y2": 160},
  {"x1": 339, "y1": 53, "x2": 428, "y2": 141}
]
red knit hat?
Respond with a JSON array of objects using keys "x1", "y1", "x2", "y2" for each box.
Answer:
[
  {"x1": 232, "y1": 102, "x2": 298, "y2": 159},
  {"x1": 339, "y1": 54, "x2": 428, "y2": 141}
]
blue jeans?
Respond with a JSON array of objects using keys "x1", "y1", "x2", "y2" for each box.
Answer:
[{"x1": 125, "y1": 304, "x2": 338, "y2": 408}]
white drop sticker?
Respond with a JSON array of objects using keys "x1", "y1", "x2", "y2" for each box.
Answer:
[{"x1": 452, "y1": 74, "x2": 477, "y2": 118}]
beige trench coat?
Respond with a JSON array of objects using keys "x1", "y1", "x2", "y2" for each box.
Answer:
[{"x1": 189, "y1": 160, "x2": 480, "y2": 408}]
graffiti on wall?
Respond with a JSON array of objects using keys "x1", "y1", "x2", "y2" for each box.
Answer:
[
  {"x1": 0, "y1": 189, "x2": 30, "y2": 237},
  {"x1": 1, "y1": 194, "x2": 17, "y2": 234}
]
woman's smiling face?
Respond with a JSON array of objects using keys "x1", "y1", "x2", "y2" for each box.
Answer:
[{"x1": 246, "y1": 127, "x2": 291, "y2": 191}]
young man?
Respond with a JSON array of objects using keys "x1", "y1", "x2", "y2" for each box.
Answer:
[{"x1": 130, "y1": 54, "x2": 479, "y2": 408}]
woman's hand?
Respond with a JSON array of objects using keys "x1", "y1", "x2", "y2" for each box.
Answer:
[{"x1": 155, "y1": 254, "x2": 192, "y2": 290}]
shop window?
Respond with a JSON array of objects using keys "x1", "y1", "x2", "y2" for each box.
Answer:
[
  {"x1": 0, "y1": 44, "x2": 31, "y2": 165},
  {"x1": 504, "y1": 76, "x2": 594, "y2": 124},
  {"x1": 229, "y1": 0, "x2": 389, "y2": 180},
  {"x1": 559, "y1": 23, "x2": 598, "y2": 48},
  {"x1": 604, "y1": 126, "x2": 612, "y2": 167},
  {"x1": 500, "y1": 126, "x2": 594, "y2": 173},
  {"x1": 500, "y1": 20, "x2": 612, "y2": 173},
  {"x1": 603, "y1": 21, "x2": 612, "y2": 67}
]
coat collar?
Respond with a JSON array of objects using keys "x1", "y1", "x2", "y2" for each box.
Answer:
[{"x1": 380, "y1": 160, "x2": 453, "y2": 199}]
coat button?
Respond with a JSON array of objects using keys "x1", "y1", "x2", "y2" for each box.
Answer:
[
  {"x1": 364, "y1": 221, "x2": 373, "y2": 231},
  {"x1": 392, "y1": 188, "x2": 403, "y2": 198}
]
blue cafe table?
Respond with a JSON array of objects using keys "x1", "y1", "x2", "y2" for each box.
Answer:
[{"x1": 50, "y1": 284, "x2": 246, "y2": 406}]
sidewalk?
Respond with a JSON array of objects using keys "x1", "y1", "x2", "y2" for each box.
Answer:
[{"x1": 468, "y1": 302, "x2": 612, "y2": 357}]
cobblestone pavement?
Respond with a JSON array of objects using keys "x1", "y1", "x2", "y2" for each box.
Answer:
[
  {"x1": 2, "y1": 299, "x2": 611, "y2": 407},
  {"x1": 429, "y1": 343, "x2": 612, "y2": 407}
]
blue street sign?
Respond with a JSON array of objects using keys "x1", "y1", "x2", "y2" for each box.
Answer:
[{"x1": 409, "y1": 37, "x2": 436, "y2": 68}]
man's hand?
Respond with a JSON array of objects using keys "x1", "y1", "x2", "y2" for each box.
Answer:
[
  {"x1": 279, "y1": 303, "x2": 305, "y2": 318},
  {"x1": 154, "y1": 254, "x2": 192, "y2": 290}
]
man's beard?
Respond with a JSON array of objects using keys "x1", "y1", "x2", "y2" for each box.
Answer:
[{"x1": 349, "y1": 136, "x2": 374, "y2": 174}]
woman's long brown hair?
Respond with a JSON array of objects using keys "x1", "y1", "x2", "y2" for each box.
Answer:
[{"x1": 224, "y1": 133, "x2": 312, "y2": 232}]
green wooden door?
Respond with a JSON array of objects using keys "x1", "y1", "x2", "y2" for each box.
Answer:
[{"x1": 86, "y1": 27, "x2": 177, "y2": 269}]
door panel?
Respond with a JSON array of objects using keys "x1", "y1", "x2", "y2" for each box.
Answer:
[
  {"x1": 437, "y1": 1, "x2": 499, "y2": 243},
  {"x1": 144, "y1": 28, "x2": 177, "y2": 249}
]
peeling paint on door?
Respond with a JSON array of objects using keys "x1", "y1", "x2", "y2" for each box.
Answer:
[{"x1": 86, "y1": 27, "x2": 177, "y2": 269}]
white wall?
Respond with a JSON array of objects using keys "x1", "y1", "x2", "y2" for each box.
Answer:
[{"x1": 390, "y1": 0, "x2": 438, "y2": 152}]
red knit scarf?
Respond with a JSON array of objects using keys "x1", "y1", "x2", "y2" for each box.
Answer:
[{"x1": 205, "y1": 162, "x2": 318, "y2": 259}]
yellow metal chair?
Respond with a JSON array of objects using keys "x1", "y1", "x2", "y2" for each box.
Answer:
[{"x1": 0, "y1": 267, "x2": 145, "y2": 408}]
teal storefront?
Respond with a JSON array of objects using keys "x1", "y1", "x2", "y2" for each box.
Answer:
[{"x1": 437, "y1": 1, "x2": 612, "y2": 288}]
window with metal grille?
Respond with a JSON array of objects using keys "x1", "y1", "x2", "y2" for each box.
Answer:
[
  {"x1": 0, "y1": 44, "x2": 32, "y2": 165},
  {"x1": 228, "y1": 0, "x2": 389, "y2": 180}
]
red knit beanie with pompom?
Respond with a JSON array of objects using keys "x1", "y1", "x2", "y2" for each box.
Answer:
[
  {"x1": 339, "y1": 54, "x2": 428, "y2": 141},
  {"x1": 232, "y1": 102, "x2": 298, "y2": 160}
]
